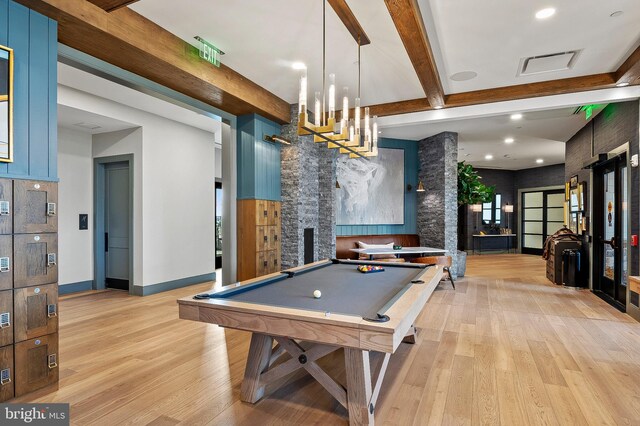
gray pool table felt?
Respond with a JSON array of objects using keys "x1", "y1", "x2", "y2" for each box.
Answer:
[{"x1": 219, "y1": 263, "x2": 425, "y2": 319}]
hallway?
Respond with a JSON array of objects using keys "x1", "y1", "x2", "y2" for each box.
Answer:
[{"x1": 17, "y1": 254, "x2": 640, "y2": 425}]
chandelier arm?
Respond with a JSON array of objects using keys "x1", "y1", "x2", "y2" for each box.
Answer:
[{"x1": 322, "y1": 0, "x2": 326, "y2": 126}]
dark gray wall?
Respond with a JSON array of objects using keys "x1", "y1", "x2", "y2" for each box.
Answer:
[
  {"x1": 461, "y1": 164, "x2": 565, "y2": 251},
  {"x1": 565, "y1": 100, "x2": 639, "y2": 277}
]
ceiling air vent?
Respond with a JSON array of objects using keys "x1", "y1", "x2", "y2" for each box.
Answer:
[
  {"x1": 518, "y1": 50, "x2": 580, "y2": 76},
  {"x1": 73, "y1": 122, "x2": 102, "y2": 130}
]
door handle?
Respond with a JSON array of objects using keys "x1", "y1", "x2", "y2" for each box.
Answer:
[
  {"x1": 602, "y1": 237, "x2": 617, "y2": 249},
  {"x1": 105, "y1": 233, "x2": 109, "y2": 252}
]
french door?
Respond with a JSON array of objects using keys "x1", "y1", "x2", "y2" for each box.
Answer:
[
  {"x1": 521, "y1": 189, "x2": 565, "y2": 255},
  {"x1": 593, "y1": 154, "x2": 627, "y2": 310}
]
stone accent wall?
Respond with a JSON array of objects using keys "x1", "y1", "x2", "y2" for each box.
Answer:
[
  {"x1": 280, "y1": 105, "x2": 337, "y2": 268},
  {"x1": 418, "y1": 132, "x2": 458, "y2": 277}
]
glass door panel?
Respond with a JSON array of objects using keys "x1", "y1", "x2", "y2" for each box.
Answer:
[
  {"x1": 602, "y1": 170, "x2": 615, "y2": 283},
  {"x1": 593, "y1": 154, "x2": 626, "y2": 310}
]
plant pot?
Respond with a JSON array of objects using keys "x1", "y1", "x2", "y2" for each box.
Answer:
[{"x1": 457, "y1": 250, "x2": 467, "y2": 277}]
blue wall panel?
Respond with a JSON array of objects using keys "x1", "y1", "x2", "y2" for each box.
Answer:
[
  {"x1": 236, "y1": 113, "x2": 281, "y2": 201},
  {"x1": 0, "y1": 0, "x2": 57, "y2": 181},
  {"x1": 336, "y1": 137, "x2": 419, "y2": 236}
]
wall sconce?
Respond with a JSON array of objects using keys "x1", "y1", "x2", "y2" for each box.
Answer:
[
  {"x1": 416, "y1": 180, "x2": 425, "y2": 192},
  {"x1": 263, "y1": 134, "x2": 291, "y2": 145},
  {"x1": 470, "y1": 203, "x2": 483, "y2": 212},
  {"x1": 335, "y1": 180, "x2": 341, "y2": 189}
]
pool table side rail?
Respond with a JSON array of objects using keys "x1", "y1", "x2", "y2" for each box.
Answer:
[{"x1": 178, "y1": 265, "x2": 443, "y2": 353}]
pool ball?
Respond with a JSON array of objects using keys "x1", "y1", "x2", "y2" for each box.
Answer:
[{"x1": 313, "y1": 290, "x2": 322, "y2": 298}]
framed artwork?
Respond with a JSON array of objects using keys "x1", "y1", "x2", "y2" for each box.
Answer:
[
  {"x1": 336, "y1": 147, "x2": 404, "y2": 225},
  {"x1": 569, "y1": 175, "x2": 578, "y2": 188},
  {"x1": 0, "y1": 44, "x2": 13, "y2": 162}
]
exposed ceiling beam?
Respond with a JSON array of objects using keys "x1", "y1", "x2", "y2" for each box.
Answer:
[
  {"x1": 445, "y1": 73, "x2": 616, "y2": 108},
  {"x1": 17, "y1": 0, "x2": 291, "y2": 124},
  {"x1": 384, "y1": 0, "x2": 444, "y2": 108},
  {"x1": 86, "y1": 0, "x2": 140, "y2": 12},
  {"x1": 327, "y1": 0, "x2": 370, "y2": 45},
  {"x1": 362, "y1": 73, "x2": 616, "y2": 117},
  {"x1": 615, "y1": 44, "x2": 640, "y2": 86}
]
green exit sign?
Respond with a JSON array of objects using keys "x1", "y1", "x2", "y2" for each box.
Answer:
[{"x1": 195, "y1": 36, "x2": 223, "y2": 67}]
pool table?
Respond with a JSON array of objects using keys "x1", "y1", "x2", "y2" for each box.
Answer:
[{"x1": 178, "y1": 259, "x2": 443, "y2": 425}]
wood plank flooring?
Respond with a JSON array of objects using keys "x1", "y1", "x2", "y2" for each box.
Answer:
[{"x1": 15, "y1": 254, "x2": 640, "y2": 425}]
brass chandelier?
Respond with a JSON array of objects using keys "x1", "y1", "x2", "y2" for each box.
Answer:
[{"x1": 296, "y1": 0, "x2": 378, "y2": 159}]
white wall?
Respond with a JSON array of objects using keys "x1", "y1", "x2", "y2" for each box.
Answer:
[
  {"x1": 58, "y1": 84, "x2": 217, "y2": 288},
  {"x1": 58, "y1": 127, "x2": 93, "y2": 286}
]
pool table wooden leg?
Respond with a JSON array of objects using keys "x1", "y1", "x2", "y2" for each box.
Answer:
[
  {"x1": 240, "y1": 333, "x2": 273, "y2": 403},
  {"x1": 402, "y1": 325, "x2": 418, "y2": 344},
  {"x1": 345, "y1": 348, "x2": 374, "y2": 426}
]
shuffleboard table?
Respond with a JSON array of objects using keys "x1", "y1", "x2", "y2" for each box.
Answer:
[{"x1": 178, "y1": 259, "x2": 443, "y2": 425}]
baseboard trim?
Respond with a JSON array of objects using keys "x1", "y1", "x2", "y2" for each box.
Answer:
[
  {"x1": 59, "y1": 280, "x2": 94, "y2": 295},
  {"x1": 133, "y1": 272, "x2": 216, "y2": 296}
]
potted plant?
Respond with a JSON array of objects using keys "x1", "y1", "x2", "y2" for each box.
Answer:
[{"x1": 457, "y1": 162, "x2": 495, "y2": 276}]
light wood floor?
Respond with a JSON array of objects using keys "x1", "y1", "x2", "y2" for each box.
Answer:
[{"x1": 16, "y1": 254, "x2": 640, "y2": 425}]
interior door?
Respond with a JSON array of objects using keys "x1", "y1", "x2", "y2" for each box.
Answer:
[
  {"x1": 105, "y1": 162, "x2": 130, "y2": 291},
  {"x1": 521, "y1": 189, "x2": 564, "y2": 255},
  {"x1": 593, "y1": 155, "x2": 627, "y2": 310},
  {"x1": 215, "y1": 182, "x2": 222, "y2": 269}
]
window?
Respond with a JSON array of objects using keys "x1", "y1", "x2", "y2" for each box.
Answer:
[{"x1": 482, "y1": 193, "x2": 501, "y2": 225}]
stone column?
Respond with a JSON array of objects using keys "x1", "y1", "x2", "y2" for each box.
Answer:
[
  {"x1": 280, "y1": 105, "x2": 337, "y2": 268},
  {"x1": 417, "y1": 131, "x2": 458, "y2": 277},
  {"x1": 317, "y1": 145, "x2": 337, "y2": 260}
]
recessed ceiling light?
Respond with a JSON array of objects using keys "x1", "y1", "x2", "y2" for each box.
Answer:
[
  {"x1": 450, "y1": 71, "x2": 477, "y2": 81},
  {"x1": 536, "y1": 158, "x2": 544, "y2": 164},
  {"x1": 434, "y1": 105, "x2": 443, "y2": 109},
  {"x1": 535, "y1": 8, "x2": 556, "y2": 19},
  {"x1": 485, "y1": 154, "x2": 493, "y2": 160},
  {"x1": 610, "y1": 11, "x2": 624, "y2": 18},
  {"x1": 616, "y1": 82, "x2": 630, "y2": 87},
  {"x1": 378, "y1": 131, "x2": 382, "y2": 134},
  {"x1": 292, "y1": 62, "x2": 306, "y2": 70},
  {"x1": 504, "y1": 137, "x2": 514, "y2": 144},
  {"x1": 510, "y1": 113, "x2": 523, "y2": 120}
]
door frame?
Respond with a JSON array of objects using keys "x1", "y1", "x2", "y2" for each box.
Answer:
[
  {"x1": 590, "y1": 143, "x2": 631, "y2": 312},
  {"x1": 94, "y1": 154, "x2": 135, "y2": 294}
]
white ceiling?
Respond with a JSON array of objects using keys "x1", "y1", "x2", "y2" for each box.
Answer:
[
  {"x1": 58, "y1": 63, "x2": 222, "y2": 136},
  {"x1": 126, "y1": 0, "x2": 640, "y2": 170},
  {"x1": 129, "y1": 0, "x2": 424, "y2": 106},
  {"x1": 382, "y1": 106, "x2": 604, "y2": 170},
  {"x1": 58, "y1": 104, "x2": 138, "y2": 134},
  {"x1": 420, "y1": 0, "x2": 640, "y2": 93}
]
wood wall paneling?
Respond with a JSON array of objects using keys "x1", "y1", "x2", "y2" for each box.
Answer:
[
  {"x1": 336, "y1": 138, "x2": 418, "y2": 236},
  {"x1": 0, "y1": 345, "x2": 14, "y2": 402},
  {"x1": 237, "y1": 114, "x2": 282, "y2": 202},
  {"x1": 0, "y1": 235, "x2": 12, "y2": 290},
  {"x1": 0, "y1": 289, "x2": 13, "y2": 346},
  {"x1": 0, "y1": 0, "x2": 57, "y2": 181},
  {"x1": 14, "y1": 332, "x2": 58, "y2": 397}
]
